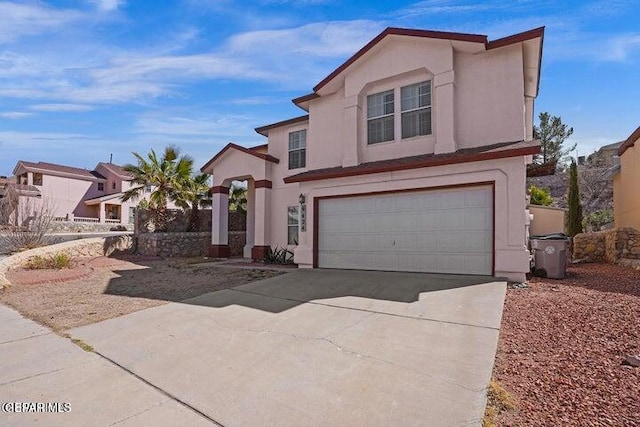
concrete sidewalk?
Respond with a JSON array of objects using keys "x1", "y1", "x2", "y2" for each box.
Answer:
[{"x1": 0, "y1": 305, "x2": 216, "y2": 427}]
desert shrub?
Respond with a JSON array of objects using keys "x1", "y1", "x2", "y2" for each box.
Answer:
[
  {"x1": 0, "y1": 197, "x2": 55, "y2": 253},
  {"x1": 25, "y1": 252, "x2": 72, "y2": 270},
  {"x1": 583, "y1": 209, "x2": 614, "y2": 232},
  {"x1": 528, "y1": 185, "x2": 553, "y2": 206},
  {"x1": 264, "y1": 247, "x2": 294, "y2": 265}
]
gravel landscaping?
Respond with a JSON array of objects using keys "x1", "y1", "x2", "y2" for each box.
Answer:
[
  {"x1": 493, "y1": 263, "x2": 640, "y2": 426},
  {"x1": 0, "y1": 256, "x2": 284, "y2": 332}
]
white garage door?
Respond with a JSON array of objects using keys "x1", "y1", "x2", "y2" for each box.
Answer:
[{"x1": 317, "y1": 185, "x2": 493, "y2": 275}]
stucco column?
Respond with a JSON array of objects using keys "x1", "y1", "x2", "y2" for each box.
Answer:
[
  {"x1": 244, "y1": 180, "x2": 256, "y2": 258},
  {"x1": 524, "y1": 96, "x2": 535, "y2": 141},
  {"x1": 209, "y1": 185, "x2": 230, "y2": 257},
  {"x1": 342, "y1": 95, "x2": 360, "y2": 168},
  {"x1": 251, "y1": 180, "x2": 272, "y2": 261},
  {"x1": 99, "y1": 202, "x2": 106, "y2": 223},
  {"x1": 433, "y1": 70, "x2": 457, "y2": 155}
]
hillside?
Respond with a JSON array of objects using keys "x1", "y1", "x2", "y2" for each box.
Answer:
[{"x1": 527, "y1": 166, "x2": 613, "y2": 213}]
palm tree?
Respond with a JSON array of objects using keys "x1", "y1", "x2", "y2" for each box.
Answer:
[
  {"x1": 174, "y1": 173, "x2": 211, "y2": 232},
  {"x1": 229, "y1": 183, "x2": 247, "y2": 213},
  {"x1": 121, "y1": 145, "x2": 193, "y2": 231}
]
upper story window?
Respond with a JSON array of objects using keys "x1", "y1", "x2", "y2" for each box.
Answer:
[
  {"x1": 98, "y1": 183, "x2": 104, "y2": 191},
  {"x1": 367, "y1": 89, "x2": 394, "y2": 144},
  {"x1": 33, "y1": 173, "x2": 43, "y2": 186},
  {"x1": 288, "y1": 130, "x2": 307, "y2": 170},
  {"x1": 366, "y1": 80, "x2": 432, "y2": 145},
  {"x1": 401, "y1": 81, "x2": 432, "y2": 139},
  {"x1": 112, "y1": 182, "x2": 116, "y2": 190}
]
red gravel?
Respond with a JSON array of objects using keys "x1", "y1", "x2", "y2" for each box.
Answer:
[{"x1": 494, "y1": 263, "x2": 640, "y2": 426}]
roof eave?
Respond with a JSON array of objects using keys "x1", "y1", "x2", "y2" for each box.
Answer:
[{"x1": 284, "y1": 143, "x2": 540, "y2": 184}]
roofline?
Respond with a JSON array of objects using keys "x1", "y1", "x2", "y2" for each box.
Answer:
[
  {"x1": 293, "y1": 26, "x2": 545, "y2": 107},
  {"x1": 96, "y1": 162, "x2": 134, "y2": 180},
  {"x1": 248, "y1": 143, "x2": 268, "y2": 151},
  {"x1": 619, "y1": 125, "x2": 640, "y2": 156},
  {"x1": 254, "y1": 115, "x2": 309, "y2": 137},
  {"x1": 312, "y1": 27, "x2": 487, "y2": 93},
  {"x1": 284, "y1": 144, "x2": 540, "y2": 184},
  {"x1": 200, "y1": 142, "x2": 280, "y2": 173},
  {"x1": 485, "y1": 26, "x2": 545, "y2": 50},
  {"x1": 12, "y1": 161, "x2": 104, "y2": 182}
]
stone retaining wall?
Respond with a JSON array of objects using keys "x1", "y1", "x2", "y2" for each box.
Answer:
[
  {"x1": 573, "y1": 228, "x2": 640, "y2": 263},
  {"x1": 0, "y1": 236, "x2": 134, "y2": 288},
  {"x1": 136, "y1": 232, "x2": 211, "y2": 257},
  {"x1": 50, "y1": 222, "x2": 134, "y2": 233}
]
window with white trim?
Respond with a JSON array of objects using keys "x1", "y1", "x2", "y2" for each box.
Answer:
[
  {"x1": 367, "y1": 89, "x2": 394, "y2": 144},
  {"x1": 287, "y1": 206, "x2": 299, "y2": 245},
  {"x1": 401, "y1": 81, "x2": 432, "y2": 139},
  {"x1": 288, "y1": 130, "x2": 307, "y2": 169}
]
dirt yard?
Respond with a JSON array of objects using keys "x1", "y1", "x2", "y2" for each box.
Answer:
[
  {"x1": 0, "y1": 256, "x2": 284, "y2": 332},
  {"x1": 492, "y1": 263, "x2": 640, "y2": 426}
]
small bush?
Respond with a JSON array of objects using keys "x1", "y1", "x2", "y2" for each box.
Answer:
[
  {"x1": 25, "y1": 252, "x2": 73, "y2": 270},
  {"x1": 528, "y1": 185, "x2": 553, "y2": 206},
  {"x1": 483, "y1": 380, "x2": 517, "y2": 427},
  {"x1": 264, "y1": 247, "x2": 295, "y2": 265}
]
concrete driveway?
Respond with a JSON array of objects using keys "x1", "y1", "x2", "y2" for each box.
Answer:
[{"x1": 71, "y1": 269, "x2": 506, "y2": 427}]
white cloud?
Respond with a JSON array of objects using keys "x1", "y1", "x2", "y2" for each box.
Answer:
[
  {"x1": 135, "y1": 113, "x2": 256, "y2": 137},
  {"x1": 89, "y1": 0, "x2": 125, "y2": 12},
  {"x1": 30, "y1": 104, "x2": 95, "y2": 112},
  {"x1": 604, "y1": 34, "x2": 640, "y2": 61},
  {"x1": 0, "y1": 2, "x2": 82, "y2": 44},
  {"x1": 0, "y1": 111, "x2": 33, "y2": 119}
]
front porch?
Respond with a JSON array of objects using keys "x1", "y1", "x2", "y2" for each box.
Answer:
[{"x1": 201, "y1": 143, "x2": 280, "y2": 262}]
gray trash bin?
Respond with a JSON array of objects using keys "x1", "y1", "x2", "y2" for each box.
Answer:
[{"x1": 530, "y1": 234, "x2": 570, "y2": 279}]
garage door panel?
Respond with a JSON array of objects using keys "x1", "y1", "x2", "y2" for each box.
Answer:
[
  {"x1": 465, "y1": 188, "x2": 492, "y2": 206},
  {"x1": 318, "y1": 186, "x2": 493, "y2": 275}
]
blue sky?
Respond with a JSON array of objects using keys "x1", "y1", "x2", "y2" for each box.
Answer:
[{"x1": 0, "y1": 0, "x2": 639, "y2": 175}]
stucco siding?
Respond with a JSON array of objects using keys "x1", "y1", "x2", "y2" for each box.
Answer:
[
  {"x1": 455, "y1": 45, "x2": 526, "y2": 149},
  {"x1": 38, "y1": 174, "x2": 99, "y2": 218},
  {"x1": 614, "y1": 144, "x2": 640, "y2": 230}
]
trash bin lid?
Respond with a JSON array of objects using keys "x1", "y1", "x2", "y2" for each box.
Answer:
[{"x1": 530, "y1": 233, "x2": 570, "y2": 241}]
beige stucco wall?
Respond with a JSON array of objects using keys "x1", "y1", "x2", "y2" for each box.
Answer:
[
  {"x1": 299, "y1": 36, "x2": 529, "y2": 171},
  {"x1": 35, "y1": 173, "x2": 101, "y2": 218},
  {"x1": 529, "y1": 205, "x2": 566, "y2": 236},
  {"x1": 614, "y1": 142, "x2": 640, "y2": 230}
]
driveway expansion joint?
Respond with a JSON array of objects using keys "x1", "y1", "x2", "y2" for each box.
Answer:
[
  {"x1": 93, "y1": 350, "x2": 224, "y2": 427},
  {"x1": 230, "y1": 288, "x2": 500, "y2": 331}
]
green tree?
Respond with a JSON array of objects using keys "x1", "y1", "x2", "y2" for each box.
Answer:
[
  {"x1": 567, "y1": 161, "x2": 584, "y2": 237},
  {"x1": 229, "y1": 184, "x2": 247, "y2": 213},
  {"x1": 174, "y1": 174, "x2": 211, "y2": 232},
  {"x1": 121, "y1": 146, "x2": 194, "y2": 231},
  {"x1": 528, "y1": 185, "x2": 553, "y2": 206},
  {"x1": 533, "y1": 112, "x2": 575, "y2": 165}
]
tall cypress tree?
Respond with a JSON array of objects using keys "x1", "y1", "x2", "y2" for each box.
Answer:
[{"x1": 567, "y1": 161, "x2": 583, "y2": 237}]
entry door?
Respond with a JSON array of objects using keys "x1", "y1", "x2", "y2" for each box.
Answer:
[{"x1": 317, "y1": 186, "x2": 493, "y2": 275}]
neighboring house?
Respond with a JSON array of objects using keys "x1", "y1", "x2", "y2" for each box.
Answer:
[
  {"x1": 612, "y1": 126, "x2": 640, "y2": 230},
  {"x1": 7, "y1": 161, "x2": 142, "y2": 225},
  {"x1": 587, "y1": 140, "x2": 623, "y2": 167},
  {"x1": 201, "y1": 26, "x2": 544, "y2": 281}
]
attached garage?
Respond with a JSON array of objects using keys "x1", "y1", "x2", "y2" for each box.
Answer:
[{"x1": 316, "y1": 184, "x2": 493, "y2": 275}]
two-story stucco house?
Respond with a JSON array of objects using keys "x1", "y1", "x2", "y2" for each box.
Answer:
[
  {"x1": 8, "y1": 161, "x2": 141, "y2": 225},
  {"x1": 612, "y1": 126, "x2": 640, "y2": 230},
  {"x1": 201, "y1": 27, "x2": 544, "y2": 281}
]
